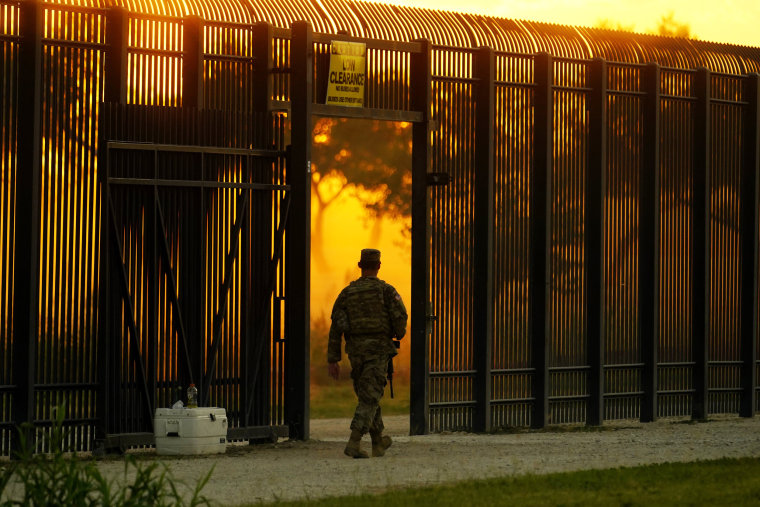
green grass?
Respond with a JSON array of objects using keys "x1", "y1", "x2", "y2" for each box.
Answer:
[
  {"x1": 310, "y1": 381, "x2": 409, "y2": 419},
  {"x1": 261, "y1": 457, "x2": 760, "y2": 506}
]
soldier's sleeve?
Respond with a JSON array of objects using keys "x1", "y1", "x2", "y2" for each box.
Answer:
[
  {"x1": 328, "y1": 290, "x2": 349, "y2": 363},
  {"x1": 385, "y1": 284, "x2": 408, "y2": 340}
]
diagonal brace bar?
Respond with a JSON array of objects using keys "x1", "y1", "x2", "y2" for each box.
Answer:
[
  {"x1": 154, "y1": 187, "x2": 195, "y2": 386},
  {"x1": 108, "y1": 194, "x2": 154, "y2": 424},
  {"x1": 202, "y1": 190, "x2": 249, "y2": 404}
]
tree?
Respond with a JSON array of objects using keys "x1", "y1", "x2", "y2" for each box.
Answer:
[
  {"x1": 595, "y1": 12, "x2": 694, "y2": 39},
  {"x1": 654, "y1": 12, "x2": 693, "y2": 38},
  {"x1": 310, "y1": 118, "x2": 412, "y2": 268},
  {"x1": 594, "y1": 18, "x2": 635, "y2": 32}
]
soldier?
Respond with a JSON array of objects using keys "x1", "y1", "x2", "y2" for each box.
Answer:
[{"x1": 327, "y1": 248, "x2": 408, "y2": 458}]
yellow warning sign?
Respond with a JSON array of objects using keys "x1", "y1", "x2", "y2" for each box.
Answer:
[{"x1": 325, "y1": 41, "x2": 366, "y2": 108}]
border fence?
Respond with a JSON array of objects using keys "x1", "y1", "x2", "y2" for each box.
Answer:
[
  {"x1": 1, "y1": 0, "x2": 759, "y2": 454},
  {"x1": 422, "y1": 49, "x2": 759, "y2": 432}
]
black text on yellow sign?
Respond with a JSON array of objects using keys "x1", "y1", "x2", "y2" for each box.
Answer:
[{"x1": 326, "y1": 41, "x2": 366, "y2": 108}]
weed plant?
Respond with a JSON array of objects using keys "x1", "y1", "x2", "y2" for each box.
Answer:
[{"x1": 0, "y1": 407, "x2": 213, "y2": 506}]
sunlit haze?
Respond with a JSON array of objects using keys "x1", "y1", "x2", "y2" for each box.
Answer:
[
  {"x1": 310, "y1": 185, "x2": 412, "y2": 376},
  {"x1": 378, "y1": 0, "x2": 760, "y2": 47}
]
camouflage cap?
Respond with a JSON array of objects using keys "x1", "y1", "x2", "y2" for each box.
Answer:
[{"x1": 359, "y1": 248, "x2": 381, "y2": 265}]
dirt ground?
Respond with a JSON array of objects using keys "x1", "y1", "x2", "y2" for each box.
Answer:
[{"x1": 88, "y1": 414, "x2": 760, "y2": 505}]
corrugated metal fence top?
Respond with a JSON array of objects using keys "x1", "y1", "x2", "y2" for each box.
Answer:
[{"x1": 28, "y1": 0, "x2": 760, "y2": 73}]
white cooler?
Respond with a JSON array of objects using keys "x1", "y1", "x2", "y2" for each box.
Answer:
[{"x1": 154, "y1": 407, "x2": 228, "y2": 455}]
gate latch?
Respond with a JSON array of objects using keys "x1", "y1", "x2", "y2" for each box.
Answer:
[{"x1": 426, "y1": 301, "x2": 437, "y2": 336}]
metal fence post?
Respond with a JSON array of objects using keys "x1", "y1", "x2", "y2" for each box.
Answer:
[
  {"x1": 410, "y1": 38, "x2": 432, "y2": 436},
  {"x1": 740, "y1": 73, "x2": 759, "y2": 418},
  {"x1": 104, "y1": 7, "x2": 128, "y2": 104},
  {"x1": 98, "y1": 9, "x2": 128, "y2": 446},
  {"x1": 530, "y1": 52, "x2": 552, "y2": 429},
  {"x1": 96, "y1": 105, "x2": 110, "y2": 448},
  {"x1": 252, "y1": 22, "x2": 273, "y2": 114},
  {"x1": 285, "y1": 20, "x2": 312, "y2": 441},
  {"x1": 12, "y1": 0, "x2": 43, "y2": 454},
  {"x1": 147, "y1": 179, "x2": 158, "y2": 419},
  {"x1": 692, "y1": 67, "x2": 711, "y2": 421},
  {"x1": 245, "y1": 21, "x2": 274, "y2": 430},
  {"x1": 586, "y1": 57, "x2": 607, "y2": 426},
  {"x1": 639, "y1": 62, "x2": 661, "y2": 423},
  {"x1": 472, "y1": 46, "x2": 495, "y2": 433},
  {"x1": 183, "y1": 16, "x2": 204, "y2": 109}
]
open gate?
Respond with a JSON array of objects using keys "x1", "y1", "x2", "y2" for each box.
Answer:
[
  {"x1": 97, "y1": 104, "x2": 290, "y2": 451},
  {"x1": 5, "y1": 0, "x2": 760, "y2": 458}
]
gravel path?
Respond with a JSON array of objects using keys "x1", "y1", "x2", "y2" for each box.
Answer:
[{"x1": 95, "y1": 415, "x2": 760, "y2": 505}]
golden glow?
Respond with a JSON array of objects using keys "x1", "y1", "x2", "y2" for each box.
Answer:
[
  {"x1": 310, "y1": 185, "x2": 412, "y2": 377},
  {"x1": 385, "y1": 0, "x2": 760, "y2": 47}
]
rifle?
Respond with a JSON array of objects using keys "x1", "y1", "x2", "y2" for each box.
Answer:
[{"x1": 388, "y1": 339, "x2": 401, "y2": 398}]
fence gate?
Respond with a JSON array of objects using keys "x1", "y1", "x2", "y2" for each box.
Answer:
[{"x1": 97, "y1": 104, "x2": 290, "y2": 451}]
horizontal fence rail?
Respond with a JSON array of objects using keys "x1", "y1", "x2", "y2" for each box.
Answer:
[{"x1": 1, "y1": 0, "x2": 760, "y2": 453}]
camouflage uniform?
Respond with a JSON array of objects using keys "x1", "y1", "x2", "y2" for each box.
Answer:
[{"x1": 328, "y1": 263, "x2": 407, "y2": 434}]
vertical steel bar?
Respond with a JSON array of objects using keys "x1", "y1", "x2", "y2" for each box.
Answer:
[
  {"x1": 96, "y1": 109, "x2": 111, "y2": 448},
  {"x1": 740, "y1": 73, "x2": 759, "y2": 417},
  {"x1": 692, "y1": 67, "x2": 711, "y2": 421},
  {"x1": 531, "y1": 52, "x2": 552, "y2": 429},
  {"x1": 252, "y1": 23, "x2": 273, "y2": 114},
  {"x1": 12, "y1": 0, "x2": 42, "y2": 454},
  {"x1": 183, "y1": 16, "x2": 204, "y2": 110},
  {"x1": 98, "y1": 8, "x2": 128, "y2": 444},
  {"x1": 195, "y1": 148, "x2": 205, "y2": 402},
  {"x1": 640, "y1": 62, "x2": 661, "y2": 423},
  {"x1": 147, "y1": 172, "x2": 158, "y2": 421},
  {"x1": 586, "y1": 58, "x2": 607, "y2": 426},
  {"x1": 316, "y1": 45, "x2": 329, "y2": 105},
  {"x1": 248, "y1": 23, "x2": 274, "y2": 430},
  {"x1": 193, "y1": 61, "x2": 207, "y2": 404},
  {"x1": 472, "y1": 45, "x2": 494, "y2": 433},
  {"x1": 285, "y1": 21, "x2": 312, "y2": 441},
  {"x1": 105, "y1": 8, "x2": 128, "y2": 105},
  {"x1": 410, "y1": 38, "x2": 432, "y2": 436}
]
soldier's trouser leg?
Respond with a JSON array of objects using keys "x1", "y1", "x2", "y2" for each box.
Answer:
[
  {"x1": 349, "y1": 354, "x2": 388, "y2": 434},
  {"x1": 370, "y1": 405, "x2": 384, "y2": 434},
  {"x1": 369, "y1": 405, "x2": 392, "y2": 457}
]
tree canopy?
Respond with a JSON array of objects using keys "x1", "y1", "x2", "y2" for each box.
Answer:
[{"x1": 310, "y1": 118, "x2": 412, "y2": 266}]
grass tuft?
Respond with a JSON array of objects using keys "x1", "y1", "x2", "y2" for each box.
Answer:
[{"x1": 0, "y1": 404, "x2": 214, "y2": 506}]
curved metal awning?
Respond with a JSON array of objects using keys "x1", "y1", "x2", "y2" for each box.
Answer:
[{"x1": 50, "y1": 0, "x2": 760, "y2": 72}]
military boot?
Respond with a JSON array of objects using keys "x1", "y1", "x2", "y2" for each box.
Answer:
[
  {"x1": 370, "y1": 431, "x2": 392, "y2": 457},
  {"x1": 344, "y1": 429, "x2": 369, "y2": 459}
]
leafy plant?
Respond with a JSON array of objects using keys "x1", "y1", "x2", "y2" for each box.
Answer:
[{"x1": 0, "y1": 405, "x2": 214, "y2": 506}]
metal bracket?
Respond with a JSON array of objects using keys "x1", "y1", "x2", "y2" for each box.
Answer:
[
  {"x1": 426, "y1": 172, "x2": 452, "y2": 186},
  {"x1": 426, "y1": 301, "x2": 438, "y2": 336}
]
